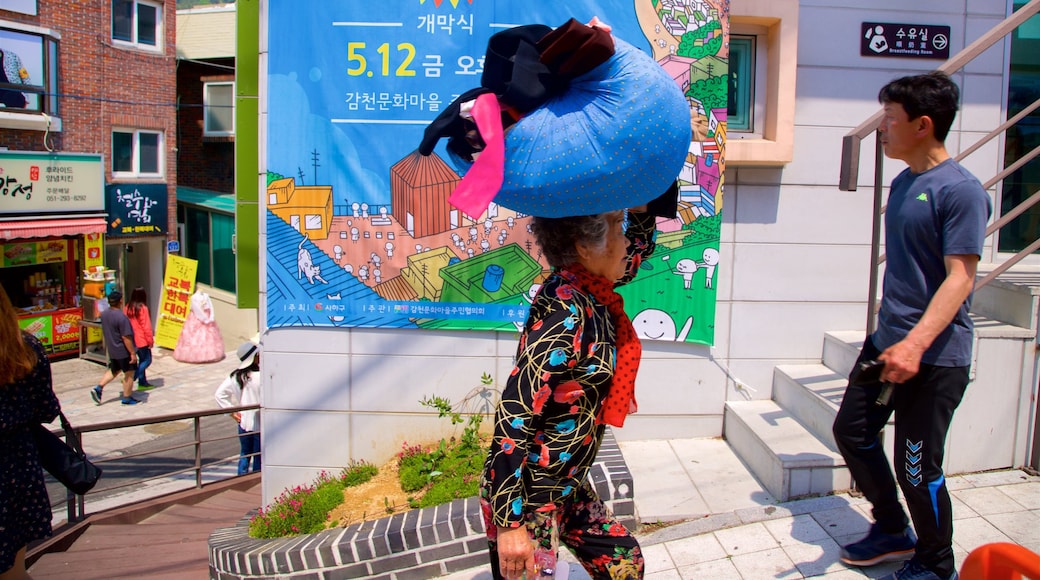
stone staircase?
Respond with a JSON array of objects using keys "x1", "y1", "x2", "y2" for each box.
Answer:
[
  {"x1": 724, "y1": 268, "x2": 1040, "y2": 502},
  {"x1": 27, "y1": 476, "x2": 261, "y2": 579}
]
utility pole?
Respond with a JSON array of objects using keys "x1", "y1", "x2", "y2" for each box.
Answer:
[{"x1": 311, "y1": 150, "x2": 321, "y2": 186}]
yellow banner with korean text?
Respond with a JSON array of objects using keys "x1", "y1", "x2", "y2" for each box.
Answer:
[{"x1": 154, "y1": 255, "x2": 197, "y2": 349}]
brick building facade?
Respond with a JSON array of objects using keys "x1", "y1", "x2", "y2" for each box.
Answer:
[
  {"x1": 176, "y1": 58, "x2": 234, "y2": 193},
  {"x1": 1, "y1": 0, "x2": 177, "y2": 360}
]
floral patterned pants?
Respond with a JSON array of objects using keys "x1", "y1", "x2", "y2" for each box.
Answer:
[{"x1": 481, "y1": 480, "x2": 644, "y2": 579}]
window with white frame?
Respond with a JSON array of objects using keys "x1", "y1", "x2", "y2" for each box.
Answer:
[
  {"x1": 727, "y1": 0, "x2": 798, "y2": 165},
  {"x1": 203, "y1": 81, "x2": 234, "y2": 136},
  {"x1": 111, "y1": 0, "x2": 162, "y2": 50},
  {"x1": 112, "y1": 129, "x2": 163, "y2": 177}
]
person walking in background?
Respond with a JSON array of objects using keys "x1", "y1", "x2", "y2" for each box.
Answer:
[
  {"x1": 0, "y1": 286, "x2": 61, "y2": 579},
  {"x1": 215, "y1": 341, "x2": 261, "y2": 475},
  {"x1": 125, "y1": 287, "x2": 155, "y2": 390},
  {"x1": 832, "y1": 71, "x2": 992, "y2": 580},
  {"x1": 89, "y1": 291, "x2": 139, "y2": 406}
]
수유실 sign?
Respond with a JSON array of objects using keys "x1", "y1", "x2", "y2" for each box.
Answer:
[{"x1": 861, "y1": 22, "x2": 951, "y2": 60}]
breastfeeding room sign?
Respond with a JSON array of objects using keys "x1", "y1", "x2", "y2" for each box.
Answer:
[{"x1": 861, "y1": 22, "x2": 951, "y2": 59}]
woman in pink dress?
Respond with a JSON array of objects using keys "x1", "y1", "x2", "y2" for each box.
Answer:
[{"x1": 173, "y1": 291, "x2": 225, "y2": 363}]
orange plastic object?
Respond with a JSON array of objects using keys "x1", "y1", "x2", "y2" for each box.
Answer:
[{"x1": 961, "y1": 543, "x2": 1040, "y2": 580}]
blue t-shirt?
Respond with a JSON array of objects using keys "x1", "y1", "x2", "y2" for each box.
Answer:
[{"x1": 872, "y1": 158, "x2": 991, "y2": 367}]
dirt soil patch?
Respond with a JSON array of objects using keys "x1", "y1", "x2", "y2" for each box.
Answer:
[{"x1": 325, "y1": 459, "x2": 415, "y2": 529}]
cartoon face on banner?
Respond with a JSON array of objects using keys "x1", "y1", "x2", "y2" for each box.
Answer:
[{"x1": 264, "y1": 0, "x2": 728, "y2": 345}]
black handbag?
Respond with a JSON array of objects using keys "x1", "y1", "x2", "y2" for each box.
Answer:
[{"x1": 33, "y1": 412, "x2": 103, "y2": 495}]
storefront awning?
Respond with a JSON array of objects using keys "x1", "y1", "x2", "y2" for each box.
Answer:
[{"x1": 0, "y1": 217, "x2": 108, "y2": 240}]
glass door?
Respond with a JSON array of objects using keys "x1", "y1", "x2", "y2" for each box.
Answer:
[{"x1": 1001, "y1": 2, "x2": 1040, "y2": 254}]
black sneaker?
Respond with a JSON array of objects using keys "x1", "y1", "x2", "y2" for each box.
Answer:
[
  {"x1": 90, "y1": 386, "x2": 103, "y2": 405},
  {"x1": 840, "y1": 523, "x2": 917, "y2": 566},
  {"x1": 880, "y1": 558, "x2": 958, "y2": 580}
]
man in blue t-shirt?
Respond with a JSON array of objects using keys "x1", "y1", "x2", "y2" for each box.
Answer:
[
  {"x1": 832, "y1": 72, "x2": 991, "y2": 580},
  {"x1": 89, "y1": 291, "x2": 140, "y2": 406}
]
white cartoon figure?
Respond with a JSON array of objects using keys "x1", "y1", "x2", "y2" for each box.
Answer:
[
  {"x1": 358, "y1": 265, "x2": 369, "y2": 282},
  {"x1": 343, "y1": 264, "x2": 354, "y2": 276},
  {"x1": 484, "y1": 218, "x2": 493, "y2": 235},
  {"x1": 674, "y1": 258, "x2": 699, "y2": 289},
  {"x1": 360, "y1": 202, "x2": 370, "y2": 218},
  {"x1": 698, "y1": 248, "x2": 720, "y2": 289},
  {"x1": 373, "y1": 268, "x2": 382, "y2": 284},
  {"x1": 297, "y1": 239, "x2": 328, "y2": 284},
  {"x1": 506, "y1": 216, "x2": 515, "y2": 229},
  {"x1": 513, "y1": 282, "x2": 543, "y2": 331},
  {"x1": 865, "y1": 24, "x2": 889, "y2": 54},
  {"x1": 350, "y1": 227, "x2": 359, "y2": 242},
  {"x1": 351, "y1": 202, "x2": 361, "y2": 218},
  {"x1": 632, "y1": 308, "x2": 693, "y2": 342},
  {"x1": 469, "y1": 227, "x2": 479, "y2": 242},
  {"x1": 333, "y1": 244, "x2": 343, "y2": 262},
  {"x1": 480, "y1": 239, "x2": 491, "y2": 253},
  {"x1": 385, "y1": 241, "x2": 394, "y2": 258}
]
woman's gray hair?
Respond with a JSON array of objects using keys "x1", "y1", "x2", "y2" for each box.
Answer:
[{"x1": 530, "y1": 213, "x2": 610, "y2": 269}]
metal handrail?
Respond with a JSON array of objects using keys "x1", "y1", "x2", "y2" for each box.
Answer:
[
  {"x1": 52, "y1": 404, "x2": 260, "y2": 522},
  {"x1": 838, "y1": 0, "x2": 1040, "y2": 334}
]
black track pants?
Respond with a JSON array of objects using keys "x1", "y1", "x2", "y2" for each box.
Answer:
[{"x1": 833, "y1": 336, "x2": 968, "y2": 578}]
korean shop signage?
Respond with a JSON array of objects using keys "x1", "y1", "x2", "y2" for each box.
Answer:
[
  {"x1": 0, "y1": 151, "x2": 104, "y2": 215},
  {"x1": 105, "y1": 183, "x2": 168, "y2": 237},
  {"x1": 861, "y1": 22, "x2": 951, "y2": 60}
]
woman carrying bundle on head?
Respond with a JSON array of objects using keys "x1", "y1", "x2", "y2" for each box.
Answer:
[{"x1": 480, "y1": 206, "x2": 656, "y2": 580}]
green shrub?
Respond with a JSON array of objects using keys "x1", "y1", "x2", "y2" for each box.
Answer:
[
  {"x1": 248, "y1": 462, "x2": 377, "y2": 539},
  {"x1": 400, "y1": 392, "x2": 491, "y2": 509}
]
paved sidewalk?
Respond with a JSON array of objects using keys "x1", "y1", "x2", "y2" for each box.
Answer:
[
  {"x1": 50, "y1": 347, "x2": 240, "y2": 458},
  {"x1": 50, "y1": 352, "x2": 1040, "y2": 579},
  {"x1": 441, "y1": 441, "x2": 1039, "y2": 579}
]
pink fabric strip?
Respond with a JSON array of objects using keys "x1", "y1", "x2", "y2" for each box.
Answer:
[{"x1": 448, "y1": 92, "x2": 505, "y2": 217}]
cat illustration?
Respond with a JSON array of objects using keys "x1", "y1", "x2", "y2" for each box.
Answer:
[{"x1": 297, "y1": 239, "x2": 328, "y2": 284}]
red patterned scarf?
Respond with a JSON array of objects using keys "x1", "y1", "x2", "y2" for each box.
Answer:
[{"x1": 561, "y1": 262, "x2": 641, "y2": 428}]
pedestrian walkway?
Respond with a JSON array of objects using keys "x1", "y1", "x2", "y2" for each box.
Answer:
[
  {"x1": 440, "y1": 440, "x2": 1039, "y2": 579},
  {"x1": 50, "y1": 352, "x2": 1040, "y2": 579},
  {"x1": 50, "y1": 347, "x2": 239, "y2": 458}
]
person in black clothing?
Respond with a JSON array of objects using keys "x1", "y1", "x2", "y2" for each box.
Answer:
[{"x1": 0, "y1": 285, "x2": 61, "y2": 579}]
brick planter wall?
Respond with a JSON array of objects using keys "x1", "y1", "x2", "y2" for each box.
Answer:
[{"x1": 209, "y1": 429, "x2": 635, "y2": 579}]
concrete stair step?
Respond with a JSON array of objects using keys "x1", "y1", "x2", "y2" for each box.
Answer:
[
  {"x1": 773, "y1": 363, "x2": 847, "y2": 451},
  {"x1": 972, "y1": 264, "x2": 1040, "y2": 332},
  {"x1": 822, "y1": 331, "x2": 863, "y2": 377},
  {"x1": 724, "y1": 400, "x2": 851, "y2": 502}
]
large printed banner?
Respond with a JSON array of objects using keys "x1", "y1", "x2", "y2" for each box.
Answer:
[{"x1": 265, "y1": 0, "x2": 727, "y2": 345}]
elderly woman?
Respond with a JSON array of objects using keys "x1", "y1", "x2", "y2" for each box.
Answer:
[{"x1": 480, "y1": 207, "x2": 656, "y2": 580}]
